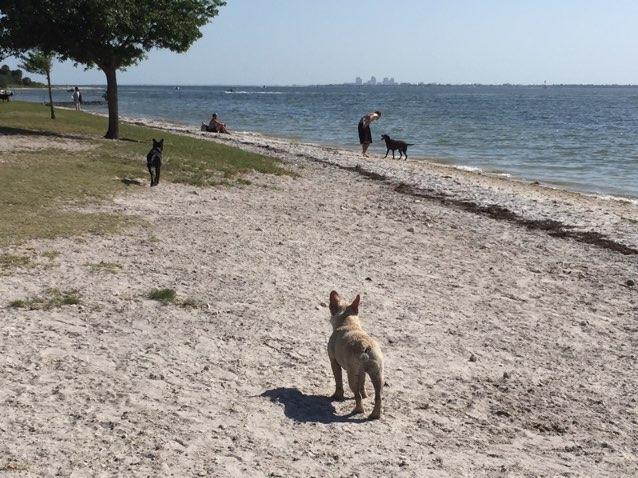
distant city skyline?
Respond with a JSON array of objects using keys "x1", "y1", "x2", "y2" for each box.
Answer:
[
  {"x1": 4, "y1": 0, "x2": 638, "y2": 86},
  {"x1": 352, "y1": 76, "x2": 397, "y2": 86}
]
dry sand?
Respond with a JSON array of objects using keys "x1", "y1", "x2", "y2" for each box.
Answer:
[{"x1": 1, "y1": 126, "x2": 637, "y2": 477}]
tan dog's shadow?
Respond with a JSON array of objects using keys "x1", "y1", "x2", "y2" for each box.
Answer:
[{"x1": 261, "y1": 388, "x2": 367, "y2": 424}]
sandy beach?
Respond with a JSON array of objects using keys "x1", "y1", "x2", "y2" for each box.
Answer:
[{"x1": 1, "y1": 123, "x2": 637, "y2": 476}]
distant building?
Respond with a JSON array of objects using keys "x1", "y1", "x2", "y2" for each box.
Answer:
[{"x1": 358, "y1": 75, "x2": 399, "y2": 86}]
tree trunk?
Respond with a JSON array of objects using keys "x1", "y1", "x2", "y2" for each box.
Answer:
[
  {"x1": 103, "y1": 65, "x2": 119, "y2": 139},
  {"x1": 46, "y1": 69, "x2": 55, "y2": 120}
]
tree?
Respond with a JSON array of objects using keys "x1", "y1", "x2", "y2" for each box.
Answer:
[
  {"x1": 21, "y1": 50, "x2": 56, "y2": 119},
  {"x1": 0, "y1": 0, "x2": 226, "y2": 139}
]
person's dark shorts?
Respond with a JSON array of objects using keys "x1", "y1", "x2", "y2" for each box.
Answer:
[{"x1": 358, "y1": 120, "x2": 372, "y2": 144}]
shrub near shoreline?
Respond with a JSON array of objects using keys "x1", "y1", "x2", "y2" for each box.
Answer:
[{"x1": 0, "y1": 102, "x2": 291, "y2": 245}]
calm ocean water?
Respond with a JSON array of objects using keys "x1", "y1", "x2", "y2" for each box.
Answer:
[{"x1": 13, "y1": 84, "x2": 638, "y2": 198}]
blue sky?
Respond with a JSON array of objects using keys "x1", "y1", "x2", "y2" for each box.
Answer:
[{"x1": 5, "y1": 0, "x2": 638, "y2": 85}]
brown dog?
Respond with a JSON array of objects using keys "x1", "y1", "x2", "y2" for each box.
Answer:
[{"x1": 327, "y1": 291, "x2": 384, "y2": 419}]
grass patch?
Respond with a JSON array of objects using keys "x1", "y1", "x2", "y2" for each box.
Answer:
[
  {"x1": 0, "y1": 102, "x2": 291, "y2": 245},
  {"x1": 0, "y1": 144, "x2": 142, "y2": 246},
  {"x1": 41, "y1": 250, "x2": 61, "y2": 261},
  {"x1": 8, "y1": 288, "x2": 80, "y2": 310},
  {"x1": 180, "y1": 297, "x2": 200, "y2": 309},
  {"x1": 148, "y1": 288, "x2": 177, "y2": 304},
  {"x1": 0, "y1": 253, "x2": 32, "y2": 271},
  {"x1": 86, "y1": 261, "x2": 122, "y2": 274},
  {"x1": 8, "y1": 299, "x2": 28, "y2": 309},
  {"x1": 147, "y1": 288, "x2": 199, "y2": 308},
  {"x1": 0, "y1": 461, "x2": 29, "y2": 472}
]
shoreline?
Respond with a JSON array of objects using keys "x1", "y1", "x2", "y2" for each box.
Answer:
[
  {"x1": 12, "y1": 93, "x2": 638, "y2": 200},
  {"x1": 116, "y1": 113, "x2": 638, "y2": 253},
  {"x1": 114, "y1": 111, "x2": 638, "y2": 203}
]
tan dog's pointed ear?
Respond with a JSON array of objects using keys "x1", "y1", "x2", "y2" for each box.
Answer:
[
  {"x1": 350, "y1": 294, "x2": 361, "y2": 315},
  {"x1": 329, "y1": 290, "x2": 341, "y2": 315}
]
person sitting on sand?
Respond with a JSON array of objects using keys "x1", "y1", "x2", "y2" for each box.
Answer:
[
  {"x1": 358, "y1": 110, "x2": 381, "y2": 156},
  {"x1": 205, "y1": 113, "x2": 230, "y2": 134}
]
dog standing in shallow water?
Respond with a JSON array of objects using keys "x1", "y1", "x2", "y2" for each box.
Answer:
[
  {"x1": 146, "y1": 138, "x2": 163, "y2": 187},
  {"x1": 327, "y1": 291, "x2": 384, "y2": 419},
  {"x1": 381, "y1": 134, "x2": 413, "y2": 160}
]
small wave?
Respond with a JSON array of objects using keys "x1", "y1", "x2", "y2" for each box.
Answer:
[
  {"x1": 224, "y1": 90, "x2": 284, "y2": 95},
  {"x1": 454, "y1": 165, "x2": 483, "y2": 173},
  {"x1": 587, "y1": 194, "x2": 638, "y2": 205}
]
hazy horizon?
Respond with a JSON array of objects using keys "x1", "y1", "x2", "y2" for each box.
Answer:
[
  {"x1": 4, "y1": 0, "x2": 638, "y2": 86},
  {"x1": 13, "y1": 83, "x2": 638, "y2": 88}
]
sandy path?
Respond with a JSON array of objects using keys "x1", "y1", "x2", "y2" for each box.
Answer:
[{"x1": 1, "y1": 137, "x2": 637, "y2": 476}]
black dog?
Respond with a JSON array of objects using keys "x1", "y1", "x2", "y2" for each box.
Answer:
[
  {"x1": 146, "y1": 138, "x2": 163, "y2": 187},
  {"x1": 380, "y1": 134, "x2": 413, "y2": 160},
  {"x1": 0, "y1": 92, "x2": 13, "y2": 102}
]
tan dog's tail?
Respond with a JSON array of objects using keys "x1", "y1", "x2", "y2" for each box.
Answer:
[
  {"x1": 360, "y1": 347, "x2": 372, "y2": 363},
  {"x1": 360, "y1": 346, "x2": 383, "y2": 373}
]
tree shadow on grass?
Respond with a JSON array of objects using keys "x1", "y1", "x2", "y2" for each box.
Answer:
[
  {"x1": 261, "y1": 387, "x2": 368, "y2": 424},
  {"x1": 0, "y1": 126, "x2": 91, "y2": 142},
  {"x1": 0, "y1": 126, "x2": 140, "y2": 143}
]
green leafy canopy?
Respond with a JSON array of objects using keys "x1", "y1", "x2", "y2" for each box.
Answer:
[
  {"x1": 0, "y1": 0, "x2": 226, "y2": 69},
  {"x1": 0, "y1": 0, "x2": 226, "y2": 138},
  {"x1": 20, "y1": 50, "x2": 53, "y2": 76}
]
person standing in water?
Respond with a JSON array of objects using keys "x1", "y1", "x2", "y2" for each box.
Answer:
[{"x1": 358, "y1": 110, "x2": 381, "y2": 156}]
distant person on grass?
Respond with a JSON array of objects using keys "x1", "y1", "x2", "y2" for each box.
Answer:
[
  {"x1": 72, "y1": 86, "x2": 82, "y2": 111},
  {"x1": 358, "y1": 110, "x2": 381, "y2": 156}
]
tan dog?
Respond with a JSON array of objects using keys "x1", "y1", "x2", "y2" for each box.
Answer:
[{"x1": 327, "y1": 291, "x2": 384, "y2": 419}]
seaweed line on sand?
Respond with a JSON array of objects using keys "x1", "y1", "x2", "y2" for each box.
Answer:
[
  {"x1": 301, "y1": 156, "x2": 637, "y2": 256},
  {"x1": 116, "y1": 117, "x2": 638, "y2": 256}
]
